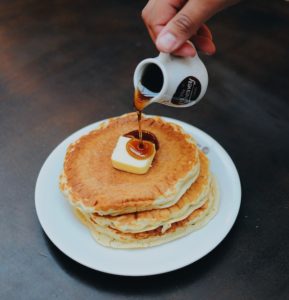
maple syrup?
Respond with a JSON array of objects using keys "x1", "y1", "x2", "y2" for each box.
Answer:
[
  {"x1": 134, "y1": 89, "x2": 150, "y2": 150},
  {"x1": 124, "y1": 130, "x2": 159, "y2": 150},
  {"x1": 126, "y1": 138, "x2": 155, "y2": 160},
  {"x1": 127, "y1": 89, "x2": 154, "y2": 160},
  {"x1": 127, "y1": 63, "x2": 163, "y2": 160}
]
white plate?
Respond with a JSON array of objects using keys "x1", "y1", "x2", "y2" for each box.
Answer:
[{"x1": 35, "y1": 116, "x2": 241, "y2": 276}]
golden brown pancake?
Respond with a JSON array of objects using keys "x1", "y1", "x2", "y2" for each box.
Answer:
[
  {"x1": 90, "y1": 151, "x2": 211, "y2": 233},
  {"x1": 73, "y1": 177, "x2": 219, "y2": 248},
  {"x1": 60, "y1": 113, "x2": 200, "y2": 216}
]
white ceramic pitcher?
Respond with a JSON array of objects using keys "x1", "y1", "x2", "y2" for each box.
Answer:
[{"x1": 133, "y1": 51, "x2": 208, "y2": 108}]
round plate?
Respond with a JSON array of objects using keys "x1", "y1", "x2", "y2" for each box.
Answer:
[{"x1": 35, "y1": 116, "x2": 241, "y2": 276}]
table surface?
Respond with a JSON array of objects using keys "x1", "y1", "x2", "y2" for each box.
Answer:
[{"x1": 1, "y1": 1, "x2": 289, "y2": 299}]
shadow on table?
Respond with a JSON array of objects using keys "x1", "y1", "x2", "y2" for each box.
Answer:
[{"x1": 44, "y1": 218, "x2": 241, "y2": 297}]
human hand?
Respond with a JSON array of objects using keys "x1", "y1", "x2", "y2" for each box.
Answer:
[{"x1": 142, "y1": 0, "x2": 238, "y2": 56}]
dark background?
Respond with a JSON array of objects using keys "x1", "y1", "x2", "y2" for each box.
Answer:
[{"x1": 1, "y1": 1, "x2": 289, "y2": 299}]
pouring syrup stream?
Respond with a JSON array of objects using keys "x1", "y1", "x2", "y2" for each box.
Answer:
[
  {"x1": 124, "y1": 88, "x2": 155, "y2": 160},
  {"x1": 127, "y1": 64, "x2": 163, "y2": 160}
]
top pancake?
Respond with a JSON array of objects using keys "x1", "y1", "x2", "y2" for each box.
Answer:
[{"x1": 60, "y1": 113, "x2": 200, "y2": 216}]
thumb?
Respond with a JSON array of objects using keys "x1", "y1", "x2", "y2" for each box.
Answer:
[{"x1": 156, "y1": 0, "x2": 216, "y2": 53}]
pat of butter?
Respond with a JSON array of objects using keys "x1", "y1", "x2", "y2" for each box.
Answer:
[{"x1": 111, "y1": 136, "x2": 156, "y2": 175}]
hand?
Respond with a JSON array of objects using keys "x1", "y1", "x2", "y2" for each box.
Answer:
[{"x1": 142, "y1": 0, "x2": 238, "y2": 56}]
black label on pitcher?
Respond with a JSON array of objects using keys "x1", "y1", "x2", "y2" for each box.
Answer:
[{"x1": 172, "y1": 76, "x2": 201, "y2": 105}]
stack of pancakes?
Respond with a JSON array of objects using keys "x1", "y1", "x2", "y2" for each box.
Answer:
[{"x1": 59, "y1": 113, "x2": 219, "y2": 248}]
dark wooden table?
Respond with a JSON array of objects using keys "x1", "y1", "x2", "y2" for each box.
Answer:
[{"x1": 1, "y1": 1, "x2": 289, "y2": 299}]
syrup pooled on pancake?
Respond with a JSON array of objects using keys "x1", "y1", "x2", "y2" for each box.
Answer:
[
  {"x1": 124, "y1": 130, "x2": 159, "y2": 150},
  {"x1": 126, "y1": 138, "x2": 155, "y2": 160}
]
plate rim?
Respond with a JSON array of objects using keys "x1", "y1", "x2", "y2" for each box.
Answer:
[{"x1": 35, "y1": 115, "x2": 241, "y2": 276}]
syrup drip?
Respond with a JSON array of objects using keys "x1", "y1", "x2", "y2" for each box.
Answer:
[
  {"x1": 134, "y1": 88, "x2": 152, "y2": 147},
  {"x1": 124, "y1": 88, "x2": 154, "y2": 160},
  {"x1": 131, "y1": 64, "x2": 163, "y2": 160},
  {"x1": 124, "y1": 130, "x2": 159, "y2": 150},
  {"x1": 134, "y1": 88, "x2": 151, "y2": 112},
  {"x1": 126, "y1": 138, "x2": 155, "y2": 160},
  {"x1": 137, "y1": 110, "x2": 143, "y2": 147}
]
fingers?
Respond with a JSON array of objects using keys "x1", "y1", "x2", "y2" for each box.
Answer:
[
  {"x1": 191, "y1": 35, "x2": 216, "y2": 55},
  {"x1": 172, "y1": 42, "x2": 196, "y2": 57},
  {"x1": 142, "y1": 0, "x2": 187, "y2": 42},
  {"x1": 147, "y1": 24, "x2": 163, "y2": 43},
  {"x1": 142, "y1": 0, "x2": 229, "y2": 56},
  {"x1": 172, "y1": 37, "x2": 215, "y2": 57},
  {"x1": 172, "y1": 24, "x2": 215, "y2": 56},
  {"x1": 156, "y1": 0, "x2": 215, "y2": 53},
  {"x1": 197, "y1": 23, "x2": 213, "y2": 40}
]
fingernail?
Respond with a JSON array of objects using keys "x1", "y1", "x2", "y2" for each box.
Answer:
[{"x1": 156, "y1": 32, "x2": 177, "y2": 52}]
